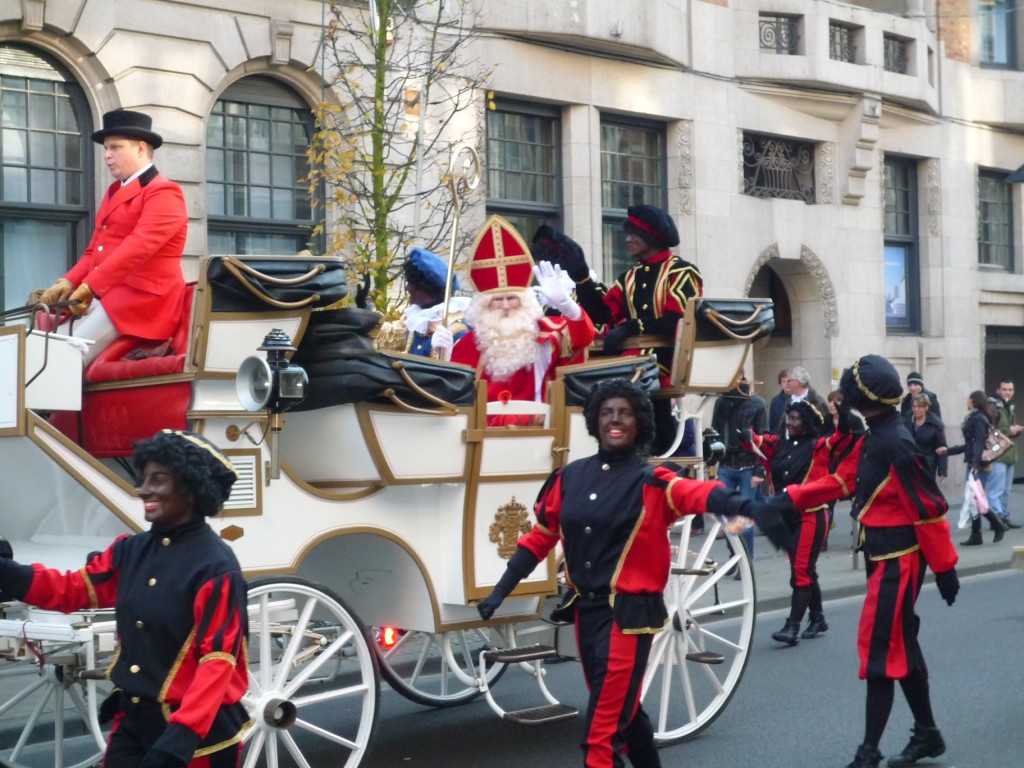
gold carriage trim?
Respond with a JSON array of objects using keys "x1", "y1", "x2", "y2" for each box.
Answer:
[{"x1": 489, "y1": 497, "x2": 533, "y2": 559}]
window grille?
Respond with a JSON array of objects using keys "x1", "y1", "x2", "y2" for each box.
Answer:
[
  {"x1": 742, "y1": 133, "x2": 815, "y2": 203},
  {"x1": 978, "y1": 171, "x2": 1013, "y2": 270},
  {"x1": 883, "y1": 35, "x2": 908, "y2": 73},
  {"x1": 829, "y1": 23, "x2": 855, "y2": 63},
  {"x1": 760, "y1": 15, "x2": 799, "y2": 55}
]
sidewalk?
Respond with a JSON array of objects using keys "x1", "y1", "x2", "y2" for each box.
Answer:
[{"x1": 748, "y1": 499, "x2": 1020, "y2": 614}]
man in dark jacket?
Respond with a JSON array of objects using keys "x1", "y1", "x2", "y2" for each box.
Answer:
[
  {"x1": 987, "y1": 379, "x2": 1023, "y2": 527},
  {"x1": 900, "y1": 372, "x2": 941, "y2": 421}
]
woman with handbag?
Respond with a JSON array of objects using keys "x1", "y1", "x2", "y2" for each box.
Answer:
[{"x1": 940, "y1": 390, "x2": 1006, "y2": 545}]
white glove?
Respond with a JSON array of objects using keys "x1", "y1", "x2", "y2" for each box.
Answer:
[
  {"x1": 532, "y1": 261, "x2": 581, "y2": 320},
  {"x1": 430, "y1": 325, "x2": 455, "y2": 360}
]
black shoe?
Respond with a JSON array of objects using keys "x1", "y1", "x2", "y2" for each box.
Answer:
[
  {"x1": 994, "y1": 527, "x2": 1005, "y2": 543},
  {"x1": 847, "y1": 743, "x2": 883, "y2": 768},
  {"x1": 886, "y1": 724, "x2": 945, "y2": 766},
  {"x1": 960, "y1": 533, "x2": 982, "y2": 546},
  {"x1": 771, "y1": 619, "x2": 800, "y2": 646},
  {"x1": 801, "y1": 613, "x2": 828, "y2": 639},
  {"x1": 1005, "y1": 518, "x2": 1022, "y2": 529}
]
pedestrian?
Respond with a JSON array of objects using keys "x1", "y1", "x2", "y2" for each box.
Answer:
[
  {"x1": 711, "y1": 377, "x2": 768, "y2": 567},
  {"x1": 0, "y1": 429, "x2": 248, "y2": 767},
  {"x1": 28, "y1": 110, "x2": 187, "y2": 366},
  {"x1": 768, "y1": 369, "x2": 792, "y2": 435},
  {"x1": 710, "y1": 354, "x2": 960, "y2": 768},
  {"x1": 941, "y1": 390, "x2": 1006, "y2": 545},
  {"x1": 539, "y1": 208, "x2": 703, "y2": 456},
  {"x1": 779, "y1": 366, "x2": 829, "y2": 437},
  {"x1": 476, "y1": 378, "x2": 720, "y2": 768},
  {"x1": 986, "y1": 379, "x2": 1023, "y2": 528},
  {"x1": 373, "y1": 247, "x2": 470, "y2": 358},
  {"x1": 900, "y1": 372, "x2": 941, "y2": 421},
  {"x1": 905, "y1": 394, "x2": 947, "y2": 482}
]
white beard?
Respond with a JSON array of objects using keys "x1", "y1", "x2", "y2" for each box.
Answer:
[{"x1": 467, "y1": 292, "x2": 543, "y2": 381}]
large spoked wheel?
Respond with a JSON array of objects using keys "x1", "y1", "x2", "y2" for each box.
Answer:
[
  {"x1": 375, "y1": 626, "x2": 508, "y2": 708},
  {"x1": 0, "y1": 659, "x2": 112, "y2": 768},
  {"x1": 642, "y1": 515, "x2": 756, "y2": 745},
  {"x1": 243, "y1": 578, "x2": 380, "y2": 768}
]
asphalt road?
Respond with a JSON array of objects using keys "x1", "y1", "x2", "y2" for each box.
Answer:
[{"x1": 357, "y1": 569, "x2": 1022, "y2": 768}]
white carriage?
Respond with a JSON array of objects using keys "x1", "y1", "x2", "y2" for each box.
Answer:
[{"x1": 0, "y1": 253, "x2": 773, "y2": 768}]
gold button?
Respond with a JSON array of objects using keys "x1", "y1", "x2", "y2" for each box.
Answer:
[
  {"x1": 641, "y1": 283, "x2": 647, "y2": 288},
  {"x1": 97, "y1": 245, "x2": 104, "y2": 252},
  {"x1": 642, "y1": 304, "x2": 648, "y2": 310},
  {"x1": 602, "y1": 463, "x2": 610, "y2": 470},
  {"x1": 161, "y1": 538, "x2": 171, "y2": 546},
  {"x1": 130, "y1": 664, "x2": 140, "y2": 673},
  {"x1": 589, "y1": 493, "x2": 597, "y2": 500},
  {"x1": 131, "y1": 696, "x2": 140, "y2": 704},
  {"x1": 148, "y1": 578, "x2": 157, "y2": 586},
  {"x1": 136, "y1": 620, "x2": 144, "y2": 629},
  {"x1": 644, "y1": 266, "x2": 650, "y2": 272}
]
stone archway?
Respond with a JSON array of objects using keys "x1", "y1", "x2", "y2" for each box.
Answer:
[{"x1": 743, "y1": 243, "x2": 839, "y2": 397}]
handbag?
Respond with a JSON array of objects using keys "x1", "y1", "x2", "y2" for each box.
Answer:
[
  {"x1": 557, "y1": 355, "x2": 660, "y2": 407},
  {"x1": 981, "y1": 427, "x2": 1013, "y2": 463}
]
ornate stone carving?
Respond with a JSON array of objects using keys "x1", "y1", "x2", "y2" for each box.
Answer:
[
  {"x1": 743, "y1": 243, "x2": 839, "y2": 338},
  {"x1": 271, "y1": 19, "x2": 294, "y2": 66},
  {"x1": 818, "y1": 142, "x2": 835, "y2": 204},
  {"x1": 676, "y1": 120, "x2": 694, "y2": 215},
  {"x1": 926, "y1": 158, "x2": 941, "y2": 237},
  {"x1": 21, "y1": 0, "x2": 44, "y2": 31},
  {"x1": 489, "y1": 497, "x2": 532, "y2": 559}
]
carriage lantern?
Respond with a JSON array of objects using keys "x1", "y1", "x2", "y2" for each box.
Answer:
[{"x1": 236, "y1": 328, "x2": 308, "y2": 479}]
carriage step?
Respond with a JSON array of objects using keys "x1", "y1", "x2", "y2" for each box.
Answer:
[
  {"x1": 672, "y1": 566, "x2": 714, "y2": 576},
  {"x1": 502, "y1": 703, "x2": 578, "y2": 725},
  {"x1": 686, "y1": 651, "x2": 724, "y2": 665},
  {"x1": 482, "y1": 643, "x2": 557, "y2": 664}
]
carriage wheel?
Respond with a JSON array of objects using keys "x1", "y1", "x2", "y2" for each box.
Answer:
[
  {"x1": 374, "y1": 626, "x2": 508, "y2": 708},
  {"x1": 0, "y1": 659, "x2": 111, "y2": 768},
  {"x1": 642, "y1": 515, "x2": 756, "y2": 745},
  {"x1": 242, "y1": 578, "x2": 380, "y2": 768}
]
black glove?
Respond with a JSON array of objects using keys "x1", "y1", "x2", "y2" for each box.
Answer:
[
  {"x1": 354, "y1": 273, "x2": 371, "y2": 309},
  {"x1": 602, "y1": 319, "x2": 641, "y2": 354},
  {"x1": 0, "y1": 535, "x2": 12, "y2": 560},
  {"x1": 532, "y1": 225, "x2": 590, "y2": 281},
  {"x1": 706, "y1": 486, "x2": 751, "y2": 519},
  {"x1": 935, "y1": 568, "x2": 959, "y2": 606},
  {"x1": 745, "y1": 493, "x2": 796, "y2": 553},
  {"x1": 477, "y1": 548, "x2": 540, "y2": 620},
  {"x1": 0, "y1": 555, "x2": 33, "y2": 602}
]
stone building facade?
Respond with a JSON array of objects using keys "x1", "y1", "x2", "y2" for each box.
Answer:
[{"x1": 2, "y1": 0, "x2": 1024, "y2": 483}]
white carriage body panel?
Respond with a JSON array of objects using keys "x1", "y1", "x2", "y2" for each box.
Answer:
[
  {"x1": 191, "y1": 378, "x2": 249, "y2": 412},
  {"x1": 368, "y1": 410, "x2": 468, "y2": 480},
  {"x1": 685, "y1": 345, "x2": 749, "y2": 391},
  {"x1": 203, "y1": 317, "x2": 304, "y2": 374},
  {"x1": 479, "y1": 433, "x2": 554, "y2": 476},
  {"x1": 0, "y1": 332, "x2": 19, "y2": 429},
  {"x1": 470, "y1": 479, "x2": 551, "y2": 590},
  {"x1": 281, "y1": 406, "x2": 380, "y2": 482},
  {"x1": 25, "y1": 332, "x2": 84, "y2": 411}
]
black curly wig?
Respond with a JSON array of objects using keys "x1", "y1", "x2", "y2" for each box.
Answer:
[
  {"x1": 132, "y1": 430, "x2": 238, "y2": 518},
  {"x1": 785, "y1": 399, "x2": 824, "y2": 438},
  {"x1": 583, "y1": 378, "x2": 656, "y2": 453}
]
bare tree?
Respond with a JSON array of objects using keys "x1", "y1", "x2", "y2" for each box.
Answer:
[{"x1": 308, "y1": 0, "x2": 488, "y2": 315}]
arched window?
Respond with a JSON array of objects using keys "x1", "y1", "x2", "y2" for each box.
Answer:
[
  {"x1": 206, "y1": 76, "x2": 317, "y2": 255},
  {"x1": 0, "y1": 44, "x2": 91, "y2": 308}
]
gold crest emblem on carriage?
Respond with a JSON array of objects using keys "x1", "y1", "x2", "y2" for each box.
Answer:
[{"x1": 489, "y1": 497, "x2": 532, "y2": 559}]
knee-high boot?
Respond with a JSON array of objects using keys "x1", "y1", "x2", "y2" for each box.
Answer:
[
  {"x1": 772, "y1": 587, "x2": 811, "y2": 645},
  {"x1": 960, "y1": 516, "x2": 982, "y2": 546},
  {"x1": 984, "y1": 511, "x2": 1006, "y2": 542}
]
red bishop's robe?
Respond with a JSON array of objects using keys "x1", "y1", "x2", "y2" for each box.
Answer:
[{"x1": 452, "y1": 313, "x2": 594, "y2": 423}]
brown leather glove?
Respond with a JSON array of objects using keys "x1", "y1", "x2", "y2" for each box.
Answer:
[
  {"x1": 36, "y1": 278, "x2": 74, "y2": 306},
  {"x1": 68, "y1": 283, "x2": 94, "y2": 316}
]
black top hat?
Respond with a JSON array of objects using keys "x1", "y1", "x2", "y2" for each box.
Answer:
[
  {"x1": 91, "y1": 109, "x2": 164, "y2": 149},
  {"x1": 623, "y1": 204, "x2": 680, "y2": 249}
]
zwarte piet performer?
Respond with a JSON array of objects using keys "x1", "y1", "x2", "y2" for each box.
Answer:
[
  {"x1": 714, "y1": 355, "x2": 959, "y2": 768},
  {"x1": 0, "y1": 429, "x2": 249, "y2": 768},
  {"x1": 476, "y1": 379, "x2": 720, "y2": 768}
]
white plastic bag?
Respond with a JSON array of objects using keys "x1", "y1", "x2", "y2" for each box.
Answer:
[{"x1": 959, "y1": 477, "x2": 979, "y2": 529}]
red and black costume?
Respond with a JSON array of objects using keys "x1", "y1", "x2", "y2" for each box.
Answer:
[
  {"x1": 496, "y1": 452, "x2": 718, "y2": 768},
  {"x1": 0, "y1": 518, "x2": 249, "y2": 767}
]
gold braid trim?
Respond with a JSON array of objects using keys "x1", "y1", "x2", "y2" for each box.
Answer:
[
  {"x1": 855, "y1": 475, "x2": 891, "y2": 521},
  {"x1": 193, "y1": 721, "x2": 253, "y2": 758},
  {"x1": 160, "y1": 430, "x2": 239, "y2": 478},
  {"x1": 914, "y1": 516, "x2": 948, "y2": 526},
  {"x1": 80, "y1": 566, "x2": 99, "y2": 609},
  {"x1": 199, "y1": 651, "x2": 237, "y2": 667},
  {"x1": 851, "y1": 360, "x2": 902, "y2": 406},
  {"x1": 868, "y1": 544, "x2": 921, "y2": 561},
  {"x1": 159, "y1": 626, "x2": 198, "y2": 703},
  {"x1": 623, "y1": 619, "x2": 670, "y2": 635}
]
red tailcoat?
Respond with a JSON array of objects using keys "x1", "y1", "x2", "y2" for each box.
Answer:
[{"x1": 65, "y1": 166, "x2": 187, "y2": 340}]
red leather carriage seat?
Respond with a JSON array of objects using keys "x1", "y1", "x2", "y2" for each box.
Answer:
[{"x1": 49, "y1": 284, "x2": 195, "y2": 457}]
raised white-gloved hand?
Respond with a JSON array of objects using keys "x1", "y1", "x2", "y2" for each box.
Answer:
[
  {"x1": 532, "y1": 261, "x2": 581, "y2": 320},
  {"x1": 430, "y1": 325, "x2": 455, "y2": 360}
]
